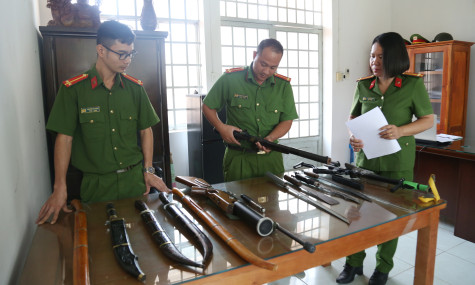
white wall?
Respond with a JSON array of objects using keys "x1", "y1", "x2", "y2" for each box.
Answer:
[
  {"x1": 390, "y1": 0, "x2": 475, "y2": 141},
  {"x1": 324, "y1": 0, "x2": 392, "y2": 163},
  {"x1": 0, "y1": 0, "x2": 52, "y2": 284},
  {"x1": 326, "y1": 0, "x2": 475, "y2": 164}
]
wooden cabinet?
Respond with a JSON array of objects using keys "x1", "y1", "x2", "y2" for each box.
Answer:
[
  {"x1": 39, "y1": 26, "x2": 172, "y2": 199},
  {"x1": 406, "y1": 40, "x2": 473, "y2": 138}
]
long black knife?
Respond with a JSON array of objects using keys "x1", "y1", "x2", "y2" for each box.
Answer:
[
  {"x1": 283, "y1": 174, "x2": 339, "y2": 205},
  {"x1": 304, "y1": 170, "x2": 372, "y2": 202},
  {"x1": 293, "y1": 173, "x2": 361, "y2": 204},
  {"x1": 266, "y1": 172, "x2": 350, "y2": 224}
]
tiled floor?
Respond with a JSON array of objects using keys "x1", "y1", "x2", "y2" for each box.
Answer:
[{"x1": 266, "y1": 221, "x2": 475, "y2": 285}]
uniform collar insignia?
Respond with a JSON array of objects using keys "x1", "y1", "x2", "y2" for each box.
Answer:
[
  {"x1": 369, "y1": 79, "x2": 376, "y2": 90},
  {"x1": 394, "y1": 76, "x2": 402, "y2": 88},
  {"x1": 91, "y1": 76, "x2": 98, "y2": 89},
  {"x1": 119, "y1": 75, "x2": 125, "y2": 88}
]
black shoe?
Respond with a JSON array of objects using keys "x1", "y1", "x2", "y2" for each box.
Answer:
[
  {"x1": 336, "y1": 263, "x2": 363, "y2": 284},
  {"x1": 368, "y1": 269, "x2": 388, "y2": 285}
]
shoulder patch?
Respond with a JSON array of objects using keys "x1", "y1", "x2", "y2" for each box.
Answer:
[
  {"x1": 357, "y1": 75, "x2": 375, "y2": 82},
  {"x1": 274, "y1": 73, "x2": 291, "y2": 82},
  {"x1": 403, "y1": 72, "x2": 424, "y2": 78},
  {"x1": 225, "y1": 67, "x2": 245, "y2": 73},
  {"x1": 121, "y1": 73, "x2": 143, "y2": 86},
  {"x1": 63, "y1": 74, "x2": 89, "y2": 87}
]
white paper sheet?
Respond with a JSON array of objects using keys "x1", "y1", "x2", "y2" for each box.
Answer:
[{"x1": 346, "y1": 107, "x2": 401, "y2": 159}]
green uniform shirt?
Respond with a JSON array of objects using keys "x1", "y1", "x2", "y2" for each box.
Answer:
[
  {"x1": 46, "y1": 66, "x2": 160, "y2": 175},
  {"x1": 204, "y1": 65, "x2": 298, "y2": 147},
  {"x1": 203, "y1": 64, "x2": 298, "y2": 181},
  {"x1": 350, "y1": 74, "x2": 433, "y2": 172}
]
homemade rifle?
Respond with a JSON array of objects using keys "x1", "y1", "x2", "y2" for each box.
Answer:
[
  {"x1": 266, "y1": 172, "x2": 350, "y2": 224},
  {"x1": 176, "y1": 176, "x2": 316, "y2": 253},
  {"x1": 233, "y1": 130, "x2": 332, "y2": 164},
  {"x1": 294, "y1": 161, "x2": 433, "y2": 195},
  {"x1": 106, "y1": 203, "x2": 146, "y2": 281}
]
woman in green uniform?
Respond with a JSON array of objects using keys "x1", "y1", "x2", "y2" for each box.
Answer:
[{"x1": 337, "y1": 32, "x2": 434, "y2": 285}]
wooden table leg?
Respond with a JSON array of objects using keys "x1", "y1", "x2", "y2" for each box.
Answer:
[{"x1": 414, "y1": 210, "x2": 440, "y2": 284}]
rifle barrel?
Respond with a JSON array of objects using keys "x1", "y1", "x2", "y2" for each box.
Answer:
[{"x1": 234, "y1": 131, "x2": 331, "y2": 164}]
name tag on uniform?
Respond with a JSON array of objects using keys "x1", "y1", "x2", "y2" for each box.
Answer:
[
  {"x1": 362, "y1": 97, "x2": 376, "y2": 102},
  {"x1": 81, "y1": 106, "x2": 101, "y2": 113},
  {"x1": 234, "y1": 94, "x2": 248, "y2": 99}
]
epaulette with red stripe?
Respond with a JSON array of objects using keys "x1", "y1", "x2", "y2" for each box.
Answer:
[
  {"x1": 274, "y1": 73, "x2": 291, "y2": 82},
  {"x1": 63, "y1": 74, "x2": 89, "y2": 87},
  {"x1": 121, "y1": 73, "x2": 143, "y2": 86},
  {"x1": 403, "y1": 72, "x2": 424, "y2": 78},
  {"x1": 225, "y1": 67, "x2": 245, "y2": 73},
  {"x1": 357, "y1": 75, "x2": 375, "y2": 82}
]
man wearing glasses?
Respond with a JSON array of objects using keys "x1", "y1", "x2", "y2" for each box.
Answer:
[{"x1": 37, "y1": 20, "x2": 169, "y2": 225}]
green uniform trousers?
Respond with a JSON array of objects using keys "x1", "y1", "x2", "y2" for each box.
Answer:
[
  {"x1": 223, "y1": 148, "x2": 284, "y2": 182},
  {"x1": 346, "y1": 170, "x2": 413, "y2": 273},
  {"x1": 80, "y1": 163, "x2": 145, "y2": 203}
]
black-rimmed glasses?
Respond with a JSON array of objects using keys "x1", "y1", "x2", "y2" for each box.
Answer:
[{"x1": 103, "y1": 45, "x2": 137, "y2": 60}]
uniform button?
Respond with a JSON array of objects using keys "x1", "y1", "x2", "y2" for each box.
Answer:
[
  {"x1": 381, "y1": 96, "x2": 384, "y2": 100},
  {"x1": 256, "y1": 103, "x2": 260, "y2": 106},
  {"x1": 109, "y1": 92, "x2": 112, "y2": 95},
  {"x1": 89, "y1": 119, "x2": 94, "y2": 123},
  {"x1": 405, "y1": 143, "x2": 409, "y2": 146},
  {"x1": 238, "y1": 104, "x2": 242, "y2": 108},
  {"x1": 110, "y1": 110, "x2": 114, "y2": 114},
  {"x1": 129, "y1": 116, "x2": 132, "y2": 120},
  {"x1": 113, "y1": 147, "x2": 118, "y2": 150},
  {"x1": 257, "y1": 118, "x2": 260, "y2": 122},
  {"x1": 112, "y1": 128, "x2": 116, "y2": 132},
  {"x1": 119, "y1": 162, "x2": 123, "y2": 165},
  {"x1": 274, "y1": 109, "x2": 278, "y2": 113}
]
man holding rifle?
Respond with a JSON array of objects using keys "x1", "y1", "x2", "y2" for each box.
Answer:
[{"x1": 203, "y1": 39, "x2": 298, "y2": 181}]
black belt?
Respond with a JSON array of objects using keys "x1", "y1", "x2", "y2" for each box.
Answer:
[
  {"x1": 226, "y1": 144, "x2": 265, "y2": 154},
  {"x1": 116, "y1": 162, "x2": 140, "y2": 174}
]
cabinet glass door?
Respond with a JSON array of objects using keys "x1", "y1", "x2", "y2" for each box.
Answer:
[{"x1": 414, "y1": 52, "x2": 443, "y2": 125}]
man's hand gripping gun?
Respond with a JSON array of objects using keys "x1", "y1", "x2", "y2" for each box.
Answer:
[{"x1": 233, "y1": 130, "x2": 331, "y2": 165}]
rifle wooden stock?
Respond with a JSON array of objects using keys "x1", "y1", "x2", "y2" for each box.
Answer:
[
  {"x1": 71, "y1": 199, "x2": 90, "y2": 285},
  {"x1": 172, "y1": 188, "x2": 278, "y2": 271}
]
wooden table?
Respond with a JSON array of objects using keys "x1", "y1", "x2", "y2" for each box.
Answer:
[{"x1": 19, "y1": 171, "x2": 446, "y2": 284}]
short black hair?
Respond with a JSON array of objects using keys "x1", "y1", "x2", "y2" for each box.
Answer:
[
  {"x1": 372, "y1": 32, "x2": 410, "y2": 77},
  {"x1": 257, "y1": 38, "x2": 284, "y2": 56},
  {"x1": 97, "y1": 20, "x2": 135, "y2": 47}
]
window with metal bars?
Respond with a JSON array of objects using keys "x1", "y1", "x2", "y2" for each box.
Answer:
[
  {"x1": 220, "y1": 0, "x2": 322, "y2": 140},
  {"x1": 74, "y1": 0, "x2": 322, "y2": 140}
]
